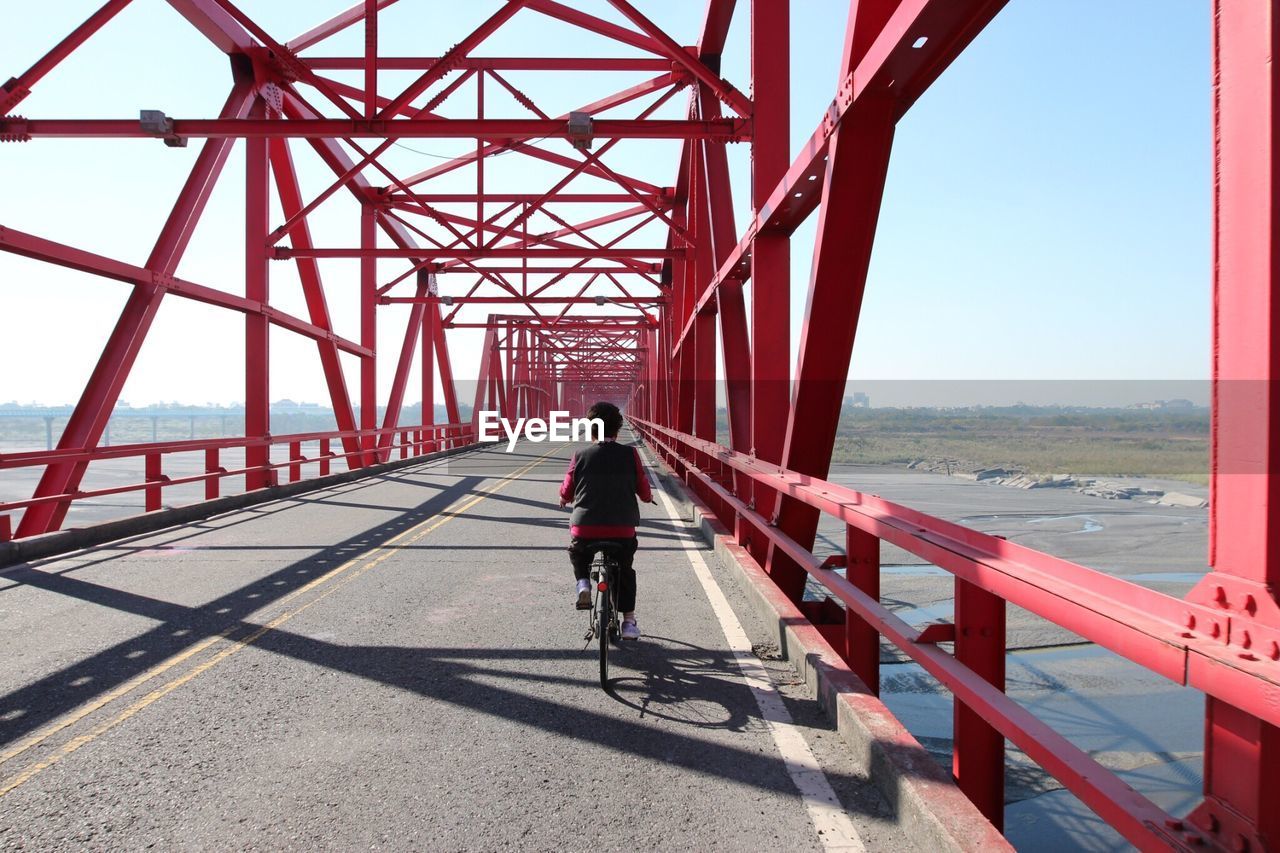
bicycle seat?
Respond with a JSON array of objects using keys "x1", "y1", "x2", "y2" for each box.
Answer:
[{"x1": 583, "y1": 541, "x2": 626, "y2": 556}]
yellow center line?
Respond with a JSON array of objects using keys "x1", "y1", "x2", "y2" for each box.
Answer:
[{"x1": 0, "y1": 445, "x2": 559, "y2": 796}]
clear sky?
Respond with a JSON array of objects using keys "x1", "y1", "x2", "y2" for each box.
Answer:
[{"x1": 0, "y1": 0, "x2": 1210, "y2": 408}]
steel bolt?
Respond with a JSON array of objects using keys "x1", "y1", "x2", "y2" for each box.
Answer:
[
  {"x1": 1268, "y1": 641, "x2": 1280, "y2": 661},
  {"x1": 1243, "y1": 594, "x2": 1257, "y2": 615},
  {"x1": 1240, "y1": 630, "x2": 1252, "y2": 650},
  {"x1": 1215, "y1": 585, "x2": 1228, "y2": 606},
  {"x1": 1185, "y1": 612, "x2": 1197, "y2": 629},
  {"x1": 1211, "y1": 623, "x2": 1222, "y2": 639}
]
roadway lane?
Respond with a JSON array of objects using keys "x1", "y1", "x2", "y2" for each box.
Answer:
[{"x1": 0, "y1": 435, "x2": 914, "y2": 850}]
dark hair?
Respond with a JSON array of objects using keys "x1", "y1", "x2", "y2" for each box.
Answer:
[{"x1": 586, "y1": 401, "x2": 623, "y2": 438}]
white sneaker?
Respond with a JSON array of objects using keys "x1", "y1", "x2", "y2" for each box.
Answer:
[
  {"x1": 620, "y1": 619, "x2": 640, "y2": 640},
  {"x1": 575, "y1": 579, "x2": 591, "y2": 610}
]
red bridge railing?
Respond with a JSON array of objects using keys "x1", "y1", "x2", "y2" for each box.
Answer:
[
  {"x1": 0, "y1": 422, "x2": 476, "y2": 542},
  {"x1": 633, "y1": 417, "x2": 1280, "y2": 850}
]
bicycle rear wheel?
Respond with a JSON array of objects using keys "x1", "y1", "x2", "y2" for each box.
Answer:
[{"x1": 597, "y1": 581, "x2": 610, "y2": 688}]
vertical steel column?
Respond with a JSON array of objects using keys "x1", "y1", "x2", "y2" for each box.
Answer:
[
  {"x1": 204, "y1": 447, "x2": 220, "y2": 499},
  {"x1": 435, "y1": 304, "x2": 461, "y2": 424},
  {"x1": 145, "y1": 452, "x2": 163, "y2": 511},
  {"x1": 1188, "y1": 2, "x2": 1280, "y2": 846},
  {"x1": 244, "y1": 106, "x2": 271, "y2": 491},
  {"x1": 750, "y1": 0, "x2": 790, "y2": 548},
  {"x1": 360, "y1": 204, "x2": 378, "y2": 466},
  {"x1": 422, "y1": 295, "x2": 436, "y2": 445},
  {"x1": 699, "y1": 86, "x2": 751, "y2": 456},
  {"x1": 363, "y1": 0, "x2": 377, "y2": 119},
  {"x1": 689, "y1": 141, "x2": 717, "y2": 444},
  {"x1": 377, "y1": 280, "x2": 429, "y2": 459},
  {"x1": 953, "y1": 578, "x2": 1006, "y2": 830},
  {"x1": 471, "y1": 318, "x2": 498, "y2": 427},
  {"x1": 767, "y1": 0, "x2": 898, "y2": 602},
  {"x1": 844, "y1": 525, "x2": 880, "y2": 694}
]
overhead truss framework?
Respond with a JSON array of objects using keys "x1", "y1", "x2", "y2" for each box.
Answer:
[{"x1": 2, "y1": 1, "x2": 1279, "y2": 849}]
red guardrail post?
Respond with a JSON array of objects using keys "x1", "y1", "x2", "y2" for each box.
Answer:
[
  {"x1": 0, "y1": 515, "x2": 11, "y2": 542},
  {"x1": 319, "y1": 438, "x2": 330, "y2": 476},
  {"x1": 845, "y1": 525, "x2": 881, "y2": 695},
  {"x1": 953, "y1": 577, "x2": 1007, "y2": 830},
  {"x1": 144, "y1": 452, "x2": 162, "y2": 512},
  {"x1": 204, "y1": 448, "x2": 220, "y2": 499},
  {"x1": 400, "y1": 430, "x2": 408, "y2": 459},
  {"x1": 289, "y1": 441, "x2": 302, "y2": 483}
]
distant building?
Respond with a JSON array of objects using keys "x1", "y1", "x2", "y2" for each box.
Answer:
[
  {"x1": 844, "y1": 392, "x2": 870, "y2": 409},
  {"x1": 1130, "y1": 399, "x2": 1200, "y2": 410}
]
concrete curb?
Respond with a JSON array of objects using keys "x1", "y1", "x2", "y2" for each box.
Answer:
[
  {"x1": 649, "y1": 461, "x2": 1011, "y2": 853},
  {"x1": 0, "y1": 443, "x2": 478, "y2": 570}
]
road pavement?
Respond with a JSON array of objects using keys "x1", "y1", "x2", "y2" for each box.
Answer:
[{"x1": 0, "y1": 435, "x2": 913, "y2": 851}]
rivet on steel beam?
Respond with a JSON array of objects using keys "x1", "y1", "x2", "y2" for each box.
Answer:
[
  {"x1": 1185, "y1": 612, "x2": 1197, "y2": 629},
  {"x1": 1211, "y1": 623, "x2": 1222, "y2": 639},
  {"x1": 1233, "y1": 833, "x2": 1249, "y2": 852},
  {"x1": 1240, "y1": 630, "x2": 1252, "y2": 650},
  {"x1": 1269, "y1": 641, "x2": 1280, "y2": 661},
  {"x1": 1214, "y1": 585, "x2": 1228, "y2": 606},
  {"x1": 1165, "y1": 819, "x2": 1184, "y2": 831},
  {"x1": 1242, "y1": 594, "x2": 1257, "y2": 615}
]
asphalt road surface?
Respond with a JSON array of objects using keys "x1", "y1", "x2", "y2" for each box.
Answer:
[{"x1": 0, "y1": 435, "x2": 915, "y2": 851}]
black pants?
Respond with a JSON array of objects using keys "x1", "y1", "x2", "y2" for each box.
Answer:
[{"x1": 569, "y1": 536, "x2": 638, "y2": 614}]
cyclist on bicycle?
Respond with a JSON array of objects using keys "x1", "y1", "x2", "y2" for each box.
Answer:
[{"x1": 558, "y1": 401, "x2": 654, "y2": 640}]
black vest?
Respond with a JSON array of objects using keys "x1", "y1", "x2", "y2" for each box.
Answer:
[{"x1": 569, "y1": 441, "x2": 641, "y2": 530}]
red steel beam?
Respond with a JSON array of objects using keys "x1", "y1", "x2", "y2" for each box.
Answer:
[
  {"x1": 522, "y1": 0, "x2": 664, "y2": 55},
  {"x1": 0, "y1": 0, "x2": 134, "y2": 113},
  {"x1": 376, "y1": 281, "x2": 429, "y2": 457},
  {"x1": 0, "y1": 224, "x2": 368, "y2": 356},
  {"x1": 276, "y1": 247, "x2": 681, "y2": 260},
  {"x1": 286, "y1": 0, "x2": 400, "y2": 53},
  {"x1": 5, "y1": 117, "x2": 748, "y2": 141},
  {"x1": 699, "y1": 86, "x2": 751, "y2": 456},
  {"x1": 244, "y1": 98, "x2": 271, "y2": 490},
  {"x1": 429, "y1": 265, "x2": 661, "y2": 275},
  {"x1": 381, "y1": 296, "x2": 663, "y2": 305},
  {"x1": 165, "y1": 0, "x2": 257, "y2": 53},
  {"x1": 1186, "y1": 1, "x2": 1280, "y2": 847},
  {"x1": 749, "y1": 0, "x2": 790, "y2": 530},
  {"x1": 385, "y1": 192, "x2": 664, "y2": 204},
  {"x1": 360, "y1": 204, "x2": 378, "y2": 465},
  {"x1": 605, "y1": 0, "x2": 752, "y2": 118},
  {"x1": 303, "y1": 56, "x2": 672, "y2": 71}
]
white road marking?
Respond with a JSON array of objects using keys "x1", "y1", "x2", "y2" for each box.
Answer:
[{"x1": 646, "y1": 463, "x2": 868, "y2": 853}]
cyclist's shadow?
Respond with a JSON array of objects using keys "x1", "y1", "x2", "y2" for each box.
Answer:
[{"x1": 602, "y1": 635, "x2": 763, "y2": 732}]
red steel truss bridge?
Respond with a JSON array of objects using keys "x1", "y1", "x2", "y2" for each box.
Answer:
[{"x1": 0, "y1": 2, "x2": 1278, "y2": 850}]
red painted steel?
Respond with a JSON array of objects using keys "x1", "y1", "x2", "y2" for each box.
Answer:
[{"x1": 4, "y1": 1, "x2": 1278, "y2": 848}]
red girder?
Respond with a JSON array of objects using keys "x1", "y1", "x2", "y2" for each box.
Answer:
[{"x1": 6, "y1": 117, "x2": 746, "y2": 141}]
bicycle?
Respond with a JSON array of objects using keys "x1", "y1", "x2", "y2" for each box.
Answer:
[{"x1": 581, "y1": 542, "x2": 624, "y2": 689}]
